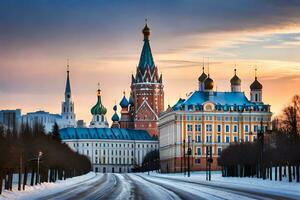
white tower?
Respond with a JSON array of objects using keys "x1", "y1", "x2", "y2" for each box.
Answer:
[{"x1": 61, "y1": 64, "x2": 76, "y2": 127}]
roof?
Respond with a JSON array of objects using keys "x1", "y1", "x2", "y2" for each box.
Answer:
[
  {"x1": 138, "y1": 34, "x2": 155, "y2": 73},
  {"x1": 59, "y1": 127, "x2": 157, "y2": 141},
  {"x1": 65, "y1": 71, "x2": 71, "y2": 95},
  {"x1": 250, "y1": 78, "x2": 263, "y2": 90},
  {"x1": 173, "y1": 91, "x2": 257, "y2": 109},
  {"x1": 119, "y1": 95, "x2": 129, "y2": 108}
]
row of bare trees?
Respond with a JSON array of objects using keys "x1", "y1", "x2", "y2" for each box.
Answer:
[
  {"x1": 0, "y1": 123, "x2": 91, "y2": 194},
  {"x1": 219, "y1": 95, "x2": 300, "y2": 182}
]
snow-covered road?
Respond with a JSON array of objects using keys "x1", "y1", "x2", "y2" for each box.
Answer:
[{"x1": 2, "y1": 172, "x2": 300, "y2": 200}]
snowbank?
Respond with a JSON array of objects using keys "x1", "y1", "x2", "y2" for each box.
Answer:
[
  {"x1": 145, "y1": 171, "x2": 300, "y2": 198},
  {"x1": 0, "y1": 172, "x2": 97, "y2": 200}
]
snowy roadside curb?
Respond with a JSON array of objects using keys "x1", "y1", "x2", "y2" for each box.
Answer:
[
  {"x1": 0, "y1": 172, "x2": 96, "y2": 200},
  {"x1": 143, "y1": 171, "x2": 300, "y2": 198}
]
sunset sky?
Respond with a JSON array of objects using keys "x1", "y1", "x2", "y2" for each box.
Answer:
[{"x1": 1, "y1": 0, "x2": 300, "y2": 123}]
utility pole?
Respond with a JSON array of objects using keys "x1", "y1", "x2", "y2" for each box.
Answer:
[
  {"x1": 258, "y1": 120, "x2": 265, "y2": 180},
  {"x1": 187, "y1": 138, "x2": 191, "y2": 177}
]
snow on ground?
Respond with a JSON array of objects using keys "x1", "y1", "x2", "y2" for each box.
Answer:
[
  {"x1": 0, "y1": 172, "x2": 99, "y2": 200},
  {"x1": 146, "y1": 171, "x2": 300, "y2": 199}
]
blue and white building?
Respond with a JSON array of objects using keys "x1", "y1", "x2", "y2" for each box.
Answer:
[
  {"x1": 159, "y1": 68, "x2": 272, "y2": 172},
  {"x1": 60, "y1": 85, "x2": 159, "y2": 173}
]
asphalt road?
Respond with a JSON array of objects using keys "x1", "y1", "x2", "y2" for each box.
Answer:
[{"x1": 38, "y1": 173, "x2": 298, "y2": 200}]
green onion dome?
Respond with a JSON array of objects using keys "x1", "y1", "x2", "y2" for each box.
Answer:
[{"x1": 91, "y1": 89, "x2": 107, "y2": 115}]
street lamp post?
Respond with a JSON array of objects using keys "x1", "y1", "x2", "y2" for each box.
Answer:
[
  {"x1": 187, "y1": 139, "x2": 192, "y2": 177},
  {"x1": 183, "y1": 139, "x2": 186, "y2": 176},
  {"x1": 37, "y1": 151, "x2": 43, "y2": 184}
]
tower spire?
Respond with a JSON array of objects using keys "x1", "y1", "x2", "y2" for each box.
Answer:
[
  {"x1": 255, "y1": 67, "x2": 257, "y2": 79},
  {"x1": 65, "y1": 60, "x2": 71, "y2": 99}
]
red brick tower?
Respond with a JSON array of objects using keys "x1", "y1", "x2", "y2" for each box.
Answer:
[{"x1": 130, "y1": 23, "x2": 164, "y2": 136}]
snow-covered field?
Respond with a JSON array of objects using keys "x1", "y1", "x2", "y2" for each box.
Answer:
[{"x1": 1, "y1": 171, "x2": 299, "y2": 200}]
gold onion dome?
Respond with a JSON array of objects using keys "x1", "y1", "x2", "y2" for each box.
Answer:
[
  {"x1": 230, "y1": 69, "x2": 241, "y2": 85},
  {"x1": 91, "y1": 88, "x2": 107, "y2": 115},
  {"x1": 250, "y1": 77, "x2": 262, "y2": 90},
  {"x1": 204, "y1": 74, "x2": 214, "y2": 90},
  {"x1": 198, "y1": 67, "x2": 207, "y2": 82}
]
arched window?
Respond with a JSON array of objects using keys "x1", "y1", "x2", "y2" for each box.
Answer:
[
  {"x1": 97, "y1": 115, "x2": 99, "y2": 121},
  {"x1": 255, "y1": 93, "x2": 258, "y2": 102}
]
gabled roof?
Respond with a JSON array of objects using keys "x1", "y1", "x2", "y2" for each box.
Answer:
[{"x1": 59, "y1": 127, "x2": 157, "y2": 141}]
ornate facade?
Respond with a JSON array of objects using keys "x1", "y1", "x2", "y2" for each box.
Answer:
[
  {"x1": 159, "y1": 68, "x2": 272, "y2": 172},
  {"x1": 119, "y1": 23, "x2": 164, "y2": 137}
]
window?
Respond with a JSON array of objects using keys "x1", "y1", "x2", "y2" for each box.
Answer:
[
  {"x1": 187, "y1": 124, "x2": 193, "y2": 132},
  {"x1": 95, "y1": 157, "x2": 98, "y2": 163},
  {"x1": 234, "y1": 136, "x2": 238, "y2": 142},
  {"x1": 233, "y1": 117, "x2": 238, "y2": 122},
  {"x1": 245, "y1": 136, "x2": 249, "y2": 142},
  {"x1": 195, "y1": 124, "x2": 201, "y2": 132},
  {"x1": 225, "y1": 136, "x2": 230, "y2": 143},
  {"x1": 233, "y1": 125, "x2": 238, "y2": 133},
  {"x1": 95, "y1": 150, "x2": 98, "y2": 155},
  {"x1": 187, "y1": 135, "x2": 192, "y2": 143},
  {"x1": 186, "y1": 115, "x2": 193, "y2": 121},
  {"x1": 225, "y1": 116, "x2": 231, "y2": 121},
  {"x1": 196, "y1": 134, "x2": 201, "y2": 143},
  {"x1": 254, "y1": 125, "x2": 258, "y2": 132},
  {"x1": 253, "y1": 136, "x2": 257, "y2": 141},
  {"x1": 195, "y1": 159, "x2": 201, "y2": 165},
  {"x1": 206, "y1": 124, "x2": 212, "y2": 132},
  {"x1": 197, "y1": 148, "x2": 202, "y2": 155},
  {"x1": 244, "y1": 125, "x2": 249, "y2": 133},
  {"x1": 217, "y1": 135, "x2": 221, "y2": 143},
  {"x1": 217, "y1": 148, "x2": 222, "y2": 156},
  {"x1": 225, "y1": 125, "x2": 230, "y2": 133},
  {"x1": 217, "y1": 124, "x2": 221, "y2": 132},
  {"x1": 195, "y1": 116, "x2": 202, "y2": 121},
  {"x1": 216, "y1": 116, "x2": 222, "y2": 121},
  {"x1": 205, "y1": 116, "x2": 213, "y2": 121},
  {"x1": 206, "y1": 135, "x2": 212, "y2": 143}
]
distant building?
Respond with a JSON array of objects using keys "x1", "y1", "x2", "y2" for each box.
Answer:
[
  {"x1": 118, "y1": 23, "x2": 164, "y2": 137},
  {"x1": 19, "y1": 64, "x2": 77, "y2": 133},
  {"x1": 159, "y1": 68, "x2": 272, "y2": 172},
  {"x1": 0, "y1": 109, "x2": 21, "y2": 130},
  {"x1": 60, "y1": 86, "x2": 158, "y2": 173},
  {"x1": 20, "y1": 110, "x2": 62, "y2": 133}
]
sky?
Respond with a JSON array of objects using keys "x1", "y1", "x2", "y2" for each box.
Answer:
[{"x1": 1, "y1": 0, "x2": 300, "y2": 124}]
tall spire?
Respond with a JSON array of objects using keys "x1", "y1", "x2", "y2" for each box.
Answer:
[
  {"x1": 65, "y1": 60, "x2": 71, "y2": 99},
  {"x1": 138, "y1": 20, "x2": 155, "y2": 73}
]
